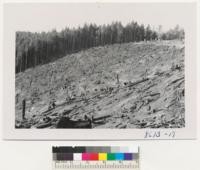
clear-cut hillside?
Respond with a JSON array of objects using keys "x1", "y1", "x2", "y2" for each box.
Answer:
[{"x1": 15, "y1": 40, "x2": 185, "y2": 128}]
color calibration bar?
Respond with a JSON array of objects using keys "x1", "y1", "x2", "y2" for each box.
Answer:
[
  {"x1": 52, "y1": 146, "x2": 139, "y2": 170},
  {"x1": 53, "y1": 146, "x2": 138, "y2": 153},
  {"x1": 53, "y1": 152, "x2": 138, "y2": 161}
]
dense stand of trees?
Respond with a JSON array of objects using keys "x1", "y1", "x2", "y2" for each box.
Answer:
[
  {"x1": 160, "y1": 25, "x2": 185, "y2": 40},
  {"x1": 16, "y1": 21, "x2": 158, "y2": 73},
  {"x1": 15, "y1": 21, "x2": 183, "y2": 73}
]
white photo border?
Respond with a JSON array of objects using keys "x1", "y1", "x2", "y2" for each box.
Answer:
[{"x1": 3, "y1": 2, "x2": 197, "y2": 140}]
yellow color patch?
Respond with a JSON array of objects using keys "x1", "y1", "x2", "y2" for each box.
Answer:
[{"x1": 98, "y1": 153, "x2": 107, "y2": 160}]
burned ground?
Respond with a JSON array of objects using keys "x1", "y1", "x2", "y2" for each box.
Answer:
[{"x1": 15, "y1": 40, "x2": 185, "y2": 129}]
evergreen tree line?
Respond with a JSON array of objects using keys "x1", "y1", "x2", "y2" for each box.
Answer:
[
  {"x1": 15, "y1": 21, "x2": 183, "y2": 73},
  {"x1": 160, "y1": 25, "x2": 184, "y2": 40}
]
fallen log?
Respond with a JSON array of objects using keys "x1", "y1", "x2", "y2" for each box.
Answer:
[
  {"x1": 167, "y1": 77, "x2": 184, "y2": 87},
  {"x1": 36, "y1": 122, "x2": 52, "y2": 128},
  {"x1": 174, "y1": 80, "x2": 184, "y2": 88},
  {"x1": 142, "y1": 83, "x2": 157, "y2": 92},
  {"x1": 62, "y1": 109, "x2": 73, "y2": 115},
  {"x1": 149, "y1": 92, "x2": 160, "y2": 97},
  {"x1": 143, "y1": 92, "x2": 160, "y2": 98},
  {"x1": 56, "y1": 117, "x2": 92, "y2": 128},
  {"x1": 127, "y1": 78, "x2": 149, "y2": 88},
  {"x1": 93, "y1": 114, "x2": 112, "y2": 121},
  {"x1": 41, "y1": 107, "x2": 54, "y2": 115}
]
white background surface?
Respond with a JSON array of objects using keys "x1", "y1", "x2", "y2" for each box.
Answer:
[
  {"x1": 0, "y1": 0, "x2": 200, "y2": 170},
  {"x1": 2, "y1": 2, "x2": 197, "y2": 140}
]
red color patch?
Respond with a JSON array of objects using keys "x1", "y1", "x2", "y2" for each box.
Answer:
[{"x1": 90, "y1": 153, "x2": 99, "y2": 160}]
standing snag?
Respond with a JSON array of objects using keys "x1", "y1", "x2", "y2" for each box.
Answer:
[{"x1": 22, "y1": 99, "x2": 26, "y2": 120}]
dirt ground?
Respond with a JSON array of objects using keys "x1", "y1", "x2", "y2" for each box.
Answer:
[{"x1": 15, "y1": 40, "x2": 185, "y2": 129}]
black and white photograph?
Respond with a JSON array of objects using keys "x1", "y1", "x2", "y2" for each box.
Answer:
[
  {"x1": 1, "y1": 2, "x2": 200, "y2": 170},
  {"x1": 14, "y1": 3, "x2": 185, "y2": 129},
  {"x1": 3, "y1": 2, "x2": 197, "y2": 139}
]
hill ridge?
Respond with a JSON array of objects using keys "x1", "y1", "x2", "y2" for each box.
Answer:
[{"x1": 15, "y1": 40, "x2": 185, "y2": 129}]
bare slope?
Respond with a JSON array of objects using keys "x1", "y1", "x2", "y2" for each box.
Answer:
[{"x1": 15, "y1": 40, "x2": 185, "y2": 128}]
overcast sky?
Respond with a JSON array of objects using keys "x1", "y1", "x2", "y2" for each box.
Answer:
[{"x1": 5, "y1": 3, "x2": 194, "y2": 32}]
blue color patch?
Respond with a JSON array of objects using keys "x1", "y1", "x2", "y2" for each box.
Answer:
[{"x1": 115, "y1": 153, "x2": 124, "y2": 160}]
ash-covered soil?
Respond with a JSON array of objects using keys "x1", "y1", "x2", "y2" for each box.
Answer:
[{"x1": 15, "y1": 40, "x2": 185, "y2": 129}]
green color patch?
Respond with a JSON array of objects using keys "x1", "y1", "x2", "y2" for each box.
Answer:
[{"x1": 107, "y1": 153, "x2": 115, "y2": 160}]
